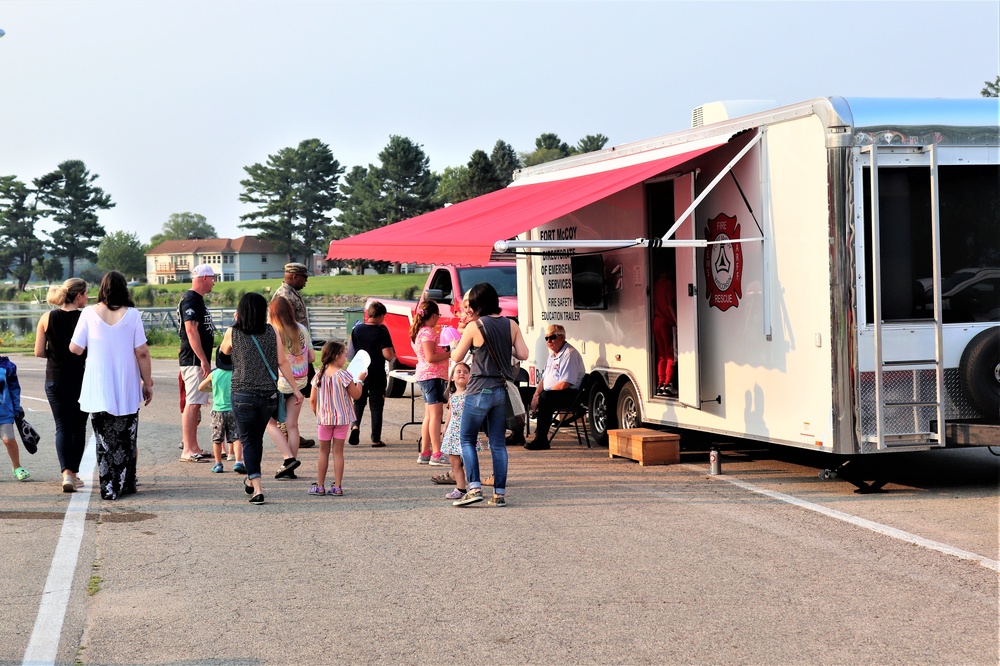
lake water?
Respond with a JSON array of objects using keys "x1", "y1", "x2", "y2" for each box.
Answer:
[{"x1": 0, "y1": 303, "x2": 49, "y2": 336}]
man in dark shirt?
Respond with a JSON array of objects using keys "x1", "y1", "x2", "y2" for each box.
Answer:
[
  {"x1": 178, "y1": 264, "x2": 216, "y2": 461},
  {"x1": 347, "y1": 301, "x2": 395, "y2": 447}
]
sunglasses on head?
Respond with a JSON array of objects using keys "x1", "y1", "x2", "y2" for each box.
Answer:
[{"x1": 544, "y1": 334, "x2": 562, "y2": 342}]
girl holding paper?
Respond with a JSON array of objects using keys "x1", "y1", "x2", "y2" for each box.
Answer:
[{"x1": 309, "y1": 340, "x2": 365, "y2": 496}]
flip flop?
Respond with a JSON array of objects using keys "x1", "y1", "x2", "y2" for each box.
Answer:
[{"x1": 179, "y1": 455, "x2": 209, "y2": 463}]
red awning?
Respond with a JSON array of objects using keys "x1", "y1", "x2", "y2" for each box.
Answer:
[{"x1": 326, "y1": 144, "x2": 722, "y2": 266}]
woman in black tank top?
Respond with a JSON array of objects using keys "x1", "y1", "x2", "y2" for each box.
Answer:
[
  {"x1": 34, "y1": 278, "x2": 90, "y2": 492},
  {"x1": 448, "y1": 283, "x2": 528, "y2": 507}
]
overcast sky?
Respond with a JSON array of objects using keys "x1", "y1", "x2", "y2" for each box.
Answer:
[{"x1": 1, "y1": 0, "x2": 997, "y2": 245}]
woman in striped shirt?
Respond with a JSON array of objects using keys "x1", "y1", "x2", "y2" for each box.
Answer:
[{"x1": 309, "y1": 340, "x2": 365, "y2": 496}]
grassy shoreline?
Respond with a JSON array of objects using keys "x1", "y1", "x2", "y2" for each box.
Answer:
[{"x1": 12, "y1": 273, "x2": 426, "y2": 307}]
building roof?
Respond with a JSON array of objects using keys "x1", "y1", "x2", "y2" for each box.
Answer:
[{"x1": 146, "y1": 236, "x2": 281, "y2": 256}]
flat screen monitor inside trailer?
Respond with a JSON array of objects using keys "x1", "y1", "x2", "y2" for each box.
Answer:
[{"x1": 571, "y1": 254, "x2": 607, "y2": 310}]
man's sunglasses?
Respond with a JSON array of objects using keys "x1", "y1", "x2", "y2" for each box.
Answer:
[{"x1": 544, "y1": 334, "x2": 562, "y2": 342}]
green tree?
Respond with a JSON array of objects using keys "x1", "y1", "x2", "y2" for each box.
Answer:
[
  {"x1": 334, "y1": 136, "x2": 438, "y2": 273},
  {"x1": 34, "y1": 160, "x2": 115, "y2": 277},
  {"x1": 294, "y1": 138, "x2": 344, "y2": 260},
  {"x1": 461, "y1": 149, "x2": 503, "y2": 200},
  {"x1": 239, "y1": 138, "x2": 343, "y2": 262},
  {"x1": 982, "y1": 75, "x2": 1000, "y2": 97},
  {"x1": 435, "y1": 165, "x2": 468, "y2": 206},
  {"x1": 35, "y1": 257, "x2": 64, "y2": 283},
  {"x1": 0, "y1": 176, "x2": 46, "y2": 290},
  {"x1": 490, "y1": 140, "x2": 521, "y2": 187},
  {"x1": 575, "y1": 134, "x2": 610, "y2": 154},
  {"x1": 378, "y1": 135, "x2": 439, "y2": 225},
  {"x1": 520, "y1": 133, "x2": 573, "y2": 167},
  {"x1": 334, "y1": 165, "x2": 384, "y2": 238},
  {"x1": 149, "y1": 212, "x2": 217, "y2": 248},
  {"x1": 97, "y1": 230, "x2": 146, "y2": 279}
]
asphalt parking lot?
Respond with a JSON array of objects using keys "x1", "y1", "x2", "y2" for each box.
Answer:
[{"x1": 3, "y1": 356, "x2": 998, "y2": 666}]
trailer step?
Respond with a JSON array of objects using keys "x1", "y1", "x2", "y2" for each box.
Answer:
[
  {"x1": 882, "y1": 359, "x2": 938, "y2": 367},
  {"x1": 863, "y1": 432, "x2": 939, "y2": 446},
  {"x1": 883, "y1": 401, "x2": 940, "y2": 408}
]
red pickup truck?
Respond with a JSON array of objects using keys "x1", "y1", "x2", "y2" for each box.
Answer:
[{"x1": 367, "y1": 262, "x2": 518, "y2": 396}]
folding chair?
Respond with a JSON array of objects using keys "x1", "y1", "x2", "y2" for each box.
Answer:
[{"x1": 547, "y1": 375, "x2": 593, "y2": 448}]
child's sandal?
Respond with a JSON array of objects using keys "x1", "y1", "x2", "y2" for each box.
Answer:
[{"x1": 431, "y1": 471, "x2": 454, "y2": 485}]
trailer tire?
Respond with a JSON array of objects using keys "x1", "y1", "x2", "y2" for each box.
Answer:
[
  {"x1": 959, "y1": 328, "x2": 1000, "y2": 417},
  {"x1": 616, "y1": 382, "x2": 641, "y2": 430},
  {"x1": 384, "y1": 358, "x2": 407, "y2": 398},
  {"x1": 587, "y1": 382, "x2": 611, "y2": 447}
]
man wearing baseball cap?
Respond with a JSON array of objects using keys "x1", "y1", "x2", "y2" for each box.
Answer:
[
  {"x1": 272, "y1": 263, "x2": 311, "y2": 333},
  {"x1": 177, "y1": 264, "x2": 216, "y2": 461},
  {"x1": 272, "y1": 262, "x2": 314, "y2": 447}
]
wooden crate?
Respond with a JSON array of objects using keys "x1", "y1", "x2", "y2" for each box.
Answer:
[{"x1": 608, "y1": 428, "x2": 680, "y2": 466}]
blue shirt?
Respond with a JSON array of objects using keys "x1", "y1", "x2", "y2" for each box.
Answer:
[{"x1": 541, "y1": 342, "x2": 585, "y2": 391}]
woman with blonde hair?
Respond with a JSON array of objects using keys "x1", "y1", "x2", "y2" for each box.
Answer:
[
  {"x1": 267, "y1": 296, "x2": 314, "y2": 460},
  {"x1": 34, "y1": 278, "x2": 90, "y2": 492}
]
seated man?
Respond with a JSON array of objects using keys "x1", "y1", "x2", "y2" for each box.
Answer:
[{"x1": 524, "y1": 324, "x2": 586, "y2": 451}]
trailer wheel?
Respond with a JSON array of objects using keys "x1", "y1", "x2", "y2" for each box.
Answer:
[
  {"x1": 587, "y1": 382, "x2": 610, "y2": 447},
  {"x1": 384, "y1": 358, "x2": 407, "y2": 398},
  {"x1": 959, "y1": 328, "x2": 1000, "y2": 417},
  {"x1": 616, "y1": 382, "x2": 641, "y2": 430}
]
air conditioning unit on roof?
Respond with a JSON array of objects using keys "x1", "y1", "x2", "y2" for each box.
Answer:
[{"x1": 691, "y1": 99, "x2": 778, "y2": 127}]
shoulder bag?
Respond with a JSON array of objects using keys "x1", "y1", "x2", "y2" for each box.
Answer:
[
  {"x1": 476, "y1": 319, "x2": 526, "y2": 429},
  {"x1": 250, "y1": 334, "x2": 287, "y2": 424}
]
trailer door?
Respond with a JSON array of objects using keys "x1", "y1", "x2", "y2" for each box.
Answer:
[{"x1": 674, "y1": 172, "x2": 702, "y2": 408}]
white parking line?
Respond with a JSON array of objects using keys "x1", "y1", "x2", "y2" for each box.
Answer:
[
  {"x1": 22, "y1": 436, "x2": 97, "y2": 666},
  {"x1": 683, "y1": 464, "x2": 1000, "y2": 572}
]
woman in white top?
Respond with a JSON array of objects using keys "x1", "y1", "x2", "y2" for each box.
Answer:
[{"x1": 70, "y1": 271, "x2": 153, "y2": 500}]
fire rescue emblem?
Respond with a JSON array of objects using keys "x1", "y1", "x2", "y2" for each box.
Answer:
[{"x1": 703, "y1": 213, "x2": 743, "y2": 311}]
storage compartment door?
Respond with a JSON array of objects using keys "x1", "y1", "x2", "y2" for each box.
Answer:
[{"x1": 674, "y1": 172, "x2": 701, "y2": 408}]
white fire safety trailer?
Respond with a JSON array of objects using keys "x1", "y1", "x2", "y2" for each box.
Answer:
[{"x1": 497, "y1": 97, "x2": 999, "y2": 457}]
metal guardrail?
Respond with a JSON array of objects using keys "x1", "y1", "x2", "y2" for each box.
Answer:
[{"x1": 138, "y1": 306, "x2": 350, "y2": 346}]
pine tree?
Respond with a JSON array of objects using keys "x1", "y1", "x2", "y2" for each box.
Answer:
[
  {"x1": 34, "y1": 160, "x2": 114, "y2": 277},
  {"x1": 0, "y1": 176, "x2": 46, "y2": 290},
  {"x1": 239, "y1": 139, "x2": 343, "y2": 262},
  {"x1": 461, "y1": 149, "x2": 502, "y2": 200},
  {"x1": 490, "y1": 140, "x2": 522, "y2": 187}
]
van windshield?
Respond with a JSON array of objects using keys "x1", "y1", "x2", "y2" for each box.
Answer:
[{"x1": 457, "y1": 266, "x2": 517, "y2": 297}]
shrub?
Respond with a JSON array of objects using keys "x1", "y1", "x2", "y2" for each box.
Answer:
[{"x1": 144, "y1": 328, "x2": 180, "y2": 346}]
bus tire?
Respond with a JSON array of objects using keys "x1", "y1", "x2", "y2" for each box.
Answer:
[
  {"x1": 587, "y1": 381, "x2": 611, "y2": 447},
  {"x1": 384, "y1": 358, "x2": 407, "y2": 398},
  {"x1": 616, "y1": 381, "x2": 641, "y2": 430},
  {"x1": 959, "y1": 328, "x2": 1000, "y2": 418}
]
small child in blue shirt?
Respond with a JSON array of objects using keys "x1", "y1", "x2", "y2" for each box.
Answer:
[
  {"x1": 198, "y1": 345, "x2": 244, "y2": 474},
  {"x1": 0, "y1": 356, "x2": 29, "y2": 481}
]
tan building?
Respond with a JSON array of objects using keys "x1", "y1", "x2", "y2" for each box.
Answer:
[{"x1": 145, "y1": 236, "x2": 286, "y2": 284}]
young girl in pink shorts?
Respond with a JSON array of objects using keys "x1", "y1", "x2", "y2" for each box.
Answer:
[{"x1": 309, "y1": 340, "x2": 365, "y2": 496}]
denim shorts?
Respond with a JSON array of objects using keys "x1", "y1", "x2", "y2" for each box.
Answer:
[{"x1": 417, "y1": 378, "x2": 447, "y2": 405}]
